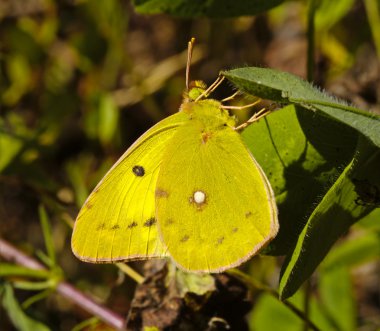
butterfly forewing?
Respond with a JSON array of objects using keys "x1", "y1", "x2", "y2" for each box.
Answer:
[
  {"x1": 156, "y1": 112, "x2": 278, "y2": 272},
  {"x1": 72, "y1": 112, "x2": 188, "y2": 262}
]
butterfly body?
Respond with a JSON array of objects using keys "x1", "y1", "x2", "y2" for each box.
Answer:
[{"x1": 72, "y1": 93, "x2": 278, "y2": 273}]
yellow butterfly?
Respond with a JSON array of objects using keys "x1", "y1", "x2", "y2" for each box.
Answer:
[{"x1": 71, "y1": 39, "x2": 278, "y2": 273}]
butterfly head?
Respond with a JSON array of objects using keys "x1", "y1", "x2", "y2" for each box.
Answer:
[{"x1": 183, "y1": 80, "x2": 208, "y2": 102}]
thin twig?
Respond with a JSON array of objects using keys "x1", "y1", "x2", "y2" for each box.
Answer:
[{"x1": 0, "y1": 238, "x2": 126, "y2": 331}]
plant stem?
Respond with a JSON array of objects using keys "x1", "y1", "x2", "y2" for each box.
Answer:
[
  {"x1": 116, "y1": 263, "x2": 145, "y2": 284},
  {"x1": 363, "y1": 0, "x2": 380, "y2": 59},
  {"x1": 303, "y1": 280, "x2": 312, "y2": 331},
  {"x1": 0, "y1": 238, "x2": 126, "y2": 331},
  {"x1": 307, "y1": 0, "x2": 318, "y2": 82}
]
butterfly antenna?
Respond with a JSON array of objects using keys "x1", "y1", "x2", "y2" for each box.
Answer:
[{"x1": 186, "y1": 37, "x2": 196, "y2": 92}]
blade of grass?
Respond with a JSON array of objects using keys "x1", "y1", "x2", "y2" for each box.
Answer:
[
  {"x1": 22, "y1": 289, "x2": 51, "y2": 309},
  {"x1": 38, "y1": 205, "x2": 56, "y2": 267},
  {"x1": 307, "y1": 0, "x2": 318, "y2": 81},
  {"x1": 13, "y1": 280, "x2": 56, "y2": 291},
  {"x1": 0, "y1": 263, "x2": 50, "y2": 278},
  {"x1": 116, "y1": 263, "x2": 145, "y2": 284}
]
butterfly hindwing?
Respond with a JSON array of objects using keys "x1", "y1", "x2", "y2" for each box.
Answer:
[
  {"x1": 155, "y1": 112, "x2": 278, "y2": 272},
  {"x1": 72, "y1": 112, "x2": 188, "y2": 262}
]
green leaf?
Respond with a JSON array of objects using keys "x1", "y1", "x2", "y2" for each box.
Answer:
[
  {"x1": 322, "y1": 230, "x2": 380, "y2": 271},
  {"x1": 173, "y1": 268, "x2": 215, "y2": 297},
  {"x1": 315, "y1": 0, "x2": 356, "y2": 31},
  {"x1": 131, "y1": 0, "x2": 284, "y2": 18},
  {"x1": 250, "y1": 293, "x2": 303, "y2": 331},
  {"x1": 223, "y1": 67, "x2": 380, "y2": 147},
  {"x1": 2, "y1": 54, "x2": 32, "y2": 105},
  {"x1": 356, "y1": 208, "x2": 380, "y2": 231},
  {"x1": 1, "y1": 283, "x2": 51, "y2": 331},
  {"x1": 0, "y1": 123, "x2": 24, "y2": 172},
  {"x1": 71, "y1": 317, "x2": 100, "y2": 331},
  {"x1": 279, "y1": 138, "x2": 380, "y2": 299},
  {"x1": 319, "y1": 267, "x2": 356, "y2": 331},
  {"x1": 98, "y1": 93, "x2": 119, "y2": 146},
  {"x1": 243, "y1": 105, "x2": 357, "y2": 255},
  {"x1": 249, "y1": 290, "x2": 335, "y2": 331}
]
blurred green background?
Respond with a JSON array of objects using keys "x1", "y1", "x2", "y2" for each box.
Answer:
[{"x1": 1, "y1": 0, "x2": 380, "y2": 330}]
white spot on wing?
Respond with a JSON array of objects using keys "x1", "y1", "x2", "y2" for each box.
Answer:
[{"x1": 194, "y1": 190, "x2": 206, "y2": 204}]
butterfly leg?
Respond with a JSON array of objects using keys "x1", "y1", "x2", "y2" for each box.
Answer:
[
  {"x1": 221, "y1": 91, "x2": 241, "y2": 102},
  {"x1": 222, "y1": 98, "x2": 261, "y2": 110},
  {"x1": 234, "y1": 107, "x2": 272, "y2": 131}
]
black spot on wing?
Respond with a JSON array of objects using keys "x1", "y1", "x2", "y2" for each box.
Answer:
[
  {"x1": 216, "y1": 237, "x2": 224, "y2": 246},
  {"x1": 144, "y1": 218, "x2": 156, "y2": 227},
  {"x1": 127, "y1": 221, "x2": 138, "y2": 229},
  {"x1": 96, "y1": 223, "x2": 106, "y2": 231},
  {"x1": 132, "y1": 165, "x2": 145, "y2": 177},
  {"x1": 180, "y1": 235, "x2": 190, "y2": 242},
  {"x1": 232, "y1": 227, "x2": 238, "y2": 233},
  {"x1": 245, "y1": 211, "x2": 252, "y2": 218},
  {"x1": 111, "y1": 224, "x2": 120, "y2": 230}
]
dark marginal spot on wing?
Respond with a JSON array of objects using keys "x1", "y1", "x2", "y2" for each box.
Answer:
[
  {"x1": 232, "y1": 227, "x2": 238, "y2": 233},
  {"x1": 127, "y1": 221, "x2": 138, "y2": 229},
  {"x1": 165, "y1": 219, "x2": 174, "y2": 226},
  {"x1": 144, "y1": 218, "x2": 156, "y2": 227},
  {"x1": 85, "y1": 201, "x2": 92, "y2": 209},
  {"x1": 155, "y1": 188, "x2": 169, "y2": 198},
  {"x1": 216, "y1": 237, "x2": 224, "y2": 245},
  {"x1": 245, "y1": 211, "x2": 252, "y2": 218},
  {"x1": 96, "y1": 223, "x2": 106, "y2": 231},
  {"x1": 132, "y1": 165, "x2": 145, "y2": 177},
  {"x1": 180, "y1": 235, "x2": 190, "y2": 242},
  {"x1": 111, "y1": 224, "x2": 120, "y2": 230}
]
